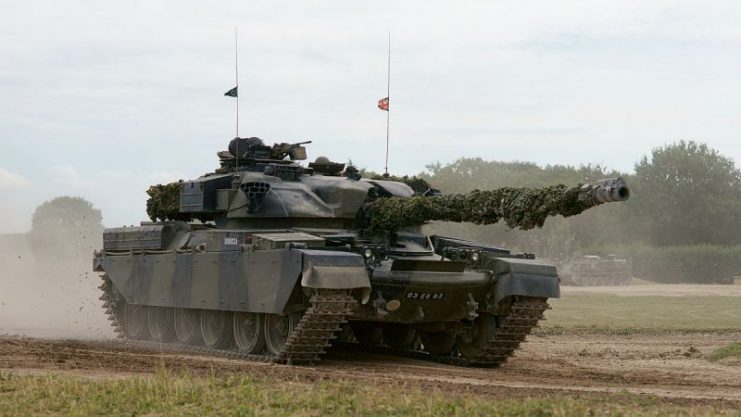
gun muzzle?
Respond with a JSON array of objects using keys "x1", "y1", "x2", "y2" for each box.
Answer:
[{"x1": 579, "y1": 177, "x2": 630, "y2": 205}]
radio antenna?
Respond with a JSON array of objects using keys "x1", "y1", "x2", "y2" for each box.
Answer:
[
  {"x1": 234, "y1": 28, "x2": 239, "y2": 139},
  {"x1": 384, "y1": 31, "x2": 391, "y2": 176},
  {"x1": 224, "y1": 29, "x2": 241, "y2": 172},
  {"x1": 234, "y1": 28, "x2": 240, "y2": 172}
]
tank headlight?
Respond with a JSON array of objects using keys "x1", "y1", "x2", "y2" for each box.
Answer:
[
  {"x1": 471, "y1": 251, "x2": 480, "y2": 262},
  {"x1": 363, "y1": 247, "x2": 374, "y2": 259},
  {"x1": 458, "y1": 249, "x2": 468, "y2": 259},
  {"x1": 375, "y1": 247, "x2": 387, "y2": 259}
]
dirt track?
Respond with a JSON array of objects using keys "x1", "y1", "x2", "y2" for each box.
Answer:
[
  {"x1": 1, "y1": 332, "x2": 739, "y2": 407},
  {"x1": 561, "y1": 283, "x2": 741, "y2": 297}
]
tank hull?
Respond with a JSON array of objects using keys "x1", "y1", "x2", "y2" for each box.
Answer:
[{"x1": 94, "y1": 224, "x2": 559, "y2": 366}]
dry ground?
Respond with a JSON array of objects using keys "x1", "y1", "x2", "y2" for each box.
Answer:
[
  {"x1": 1, "y1": 282, "x2": 740, "y2": 414},
  {"x1": 1, "y1": 331, "x2": 739, "y2": 405}
]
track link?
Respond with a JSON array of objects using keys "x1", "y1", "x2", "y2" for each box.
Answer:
[
  {"x1": 280, "y1": 290, "x2": 357, "y2": 364},
  {"x1": 99, "y1": 275, "x2": 125, "y2": 338},
  {"x1": 464, "y1": 298, "x2": 548, "y2": 367}
]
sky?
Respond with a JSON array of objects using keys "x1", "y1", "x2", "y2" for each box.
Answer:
[{"x1": 1, "y1": 0, "x2": 741, "y2": 232}]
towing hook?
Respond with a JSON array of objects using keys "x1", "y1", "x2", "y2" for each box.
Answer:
[
  {"x1": 372, "y1": 291, "x2": 388, "y2": 317},
  {"x1": 466, "y1": 293, "x2": 479, "y2": 320}
]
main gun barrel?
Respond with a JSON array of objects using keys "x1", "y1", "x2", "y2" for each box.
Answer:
[{"x1": 361, "y1": 177, "x2": 631, "y2": 233}]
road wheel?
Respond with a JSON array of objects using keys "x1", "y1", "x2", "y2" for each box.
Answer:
[
  {"x1": 233, "y1": 312, "x2": 265, "y2": 353},
  {"x1": 264, "y1": 313, "x2": 300, "y2": 355},
  {"x1": 124, "y1": 303, "x2": 150, "y2": 340},
  {"x1": 420, "y1": 331, "x2": 456, "y2": 355},
  {"x1": 201, "y1": 310, "x2": 233, "y2": 349},
  {"x1": 383, "y1": 324, "x2": 417, "y2": 350},
  {"x1": 457, "y1": 314, "x2": 497, "y2": 358},
  {"x1": 148, "y1": 306, "x2": 175, "y2": 342},
  {"x1": 174, "y1": 308, "x2": 202, "y2": 345},
  {"x1": 350, "y1": 322, "x2": 383, "y2": 346}
]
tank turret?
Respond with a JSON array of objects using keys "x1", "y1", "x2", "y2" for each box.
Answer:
[{"x1": 146, "y1": 139, "x2": 629, "y2": 234}]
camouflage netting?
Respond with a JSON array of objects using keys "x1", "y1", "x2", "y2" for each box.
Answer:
[
  {"x1": 370, "y1": 175, "x2": 432, "y2": 194},
  {"x1": 361, "y1": 183, "x2": 612, "y2": 233},
  {"x1": 146, "y1": 182, "x2": 184, "y2": 221}
]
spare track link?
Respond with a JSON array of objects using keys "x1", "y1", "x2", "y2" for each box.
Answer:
[{"x1": 98, "y1": 274, "x2": 358, "y2": 365}]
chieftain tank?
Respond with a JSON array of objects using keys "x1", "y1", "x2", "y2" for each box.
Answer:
[{"x1": 94, "y1": 137, "x2": 630, "y2": 366}]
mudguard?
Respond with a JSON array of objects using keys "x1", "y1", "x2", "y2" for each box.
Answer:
[
  {"x1": 95, "y1": 249, "x2": 304, "y2": 314},
  {"x1": 296, "y1": 249, "x2": 371, "y2": 303},
  {"x1": 489, "y1": 257, "x2": 560, "y2": 306},
  {"x1": 95, "y1": 248, "x2": 372, "y2": 314}
]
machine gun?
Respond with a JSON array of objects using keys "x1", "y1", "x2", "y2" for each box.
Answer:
[{"x1": 270, "y1": 141, "x2": 312, "y2": 161}]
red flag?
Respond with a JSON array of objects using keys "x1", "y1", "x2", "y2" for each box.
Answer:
[{"x1": 377, "y1": 97, "x2": 389, "y2": 111}]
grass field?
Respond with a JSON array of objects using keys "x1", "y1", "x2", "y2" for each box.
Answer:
[
  {"x1": 2, "y1": 286, "x2": 740, "y2": 416},
  {"x1": 541, "y1": 292, "x2": 741, "y2": 334},
  {"x1": 0, "y1": 369, "x2": 738, "y2": 417}
]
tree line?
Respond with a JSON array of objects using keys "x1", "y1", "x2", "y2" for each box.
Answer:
[
  {"x1": 416, "y1": 140, "x2": 741, "y2": 260},
  {"x1": 22, "y1": 140, "x2": 741, "y2": 282}
]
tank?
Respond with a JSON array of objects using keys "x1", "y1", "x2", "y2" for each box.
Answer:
[
  {"x1": 93, "y1": 137, "x2": 630, "y2": 366},
  {"x1": 559, "y1": 255, "x2": 633, "y2": 286}
]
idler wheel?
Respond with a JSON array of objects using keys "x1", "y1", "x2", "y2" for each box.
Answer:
[
  {"x1": 174, "y1": 308, "x2": 202, "y2": 345},
  {"x1": 382, "y1": 324, "x2": 417, "y2": 350},
  {"x1": 148, "y1": 306, "x2": 175, "y2": 342},
  {"x1": 201, "y1": 310, "x2": 234, "y2": 349},
  {"x1": 124, "y1": 303, "x2": 150, "y2": 340},
  {"x1": 264, "y1": 313, "x2": 300, "y2": 355},
  {"x1": 233, "y1": 312, "x2": 265, "y2": 353},
  {"x1": 350, "y1": 322, "x2": 383, "y2": 346},
  {"x1": 457, "y1": 314, "x2": 497, "y2": 358},
  {"x1": 420, "y1": 331, "x2": 456, "y2": 355}
]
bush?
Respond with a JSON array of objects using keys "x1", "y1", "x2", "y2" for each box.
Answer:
[
  {"x1": 706, "y1": 342, "x2": 741, "y2": 363},
  {"x1": 590, "y1": 244, "x2": 741, "y2": 284}
]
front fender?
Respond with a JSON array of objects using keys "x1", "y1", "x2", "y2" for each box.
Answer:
[
  {"x1": 296, "y1": 249, "x2": 371, "y2": 303},
  {"x1": 489, "y1": 257, "x2": 560, "y2": 307}
]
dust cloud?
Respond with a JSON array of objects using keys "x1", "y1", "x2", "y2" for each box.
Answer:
[{"x1": 0, "y1": 229, "x2": 112, "y2": 340}]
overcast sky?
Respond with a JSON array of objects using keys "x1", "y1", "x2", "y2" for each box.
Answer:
[{"x1": 2, "y1": 1, "x2": 741, "y2": 232}]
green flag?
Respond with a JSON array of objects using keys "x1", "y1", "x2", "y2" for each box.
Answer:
[{"x1": 224, "y1": 86, "x2": 238, "y2": 97}]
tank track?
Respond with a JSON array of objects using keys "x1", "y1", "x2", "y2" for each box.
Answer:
[
  {"x1": 341, "y1": 298, "x2": 548, "y2": 368},
  {"x1": 459, "y1": 298, "x2": 548, "y2": 367},
  {"x1": 98, "y1": 275, "x2": 357, "y2": 365},
  {"x1": 98, "y1": 274, "x2": 125, "y2": 338},
  {"x1": 279, "y1": 290, "x2": 357, "y2": 364},
  {"x1": 100, "y1": 274, "x2": 544, "y2": 367}
]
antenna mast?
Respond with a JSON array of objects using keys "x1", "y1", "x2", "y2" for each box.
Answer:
[
  {"x1": 384, "y1": 31, "x2": 391, "y2": 176},
  {"x1": 235, "y1": 28, "x2": 239, "y2": 138},
  {"x1": 234, "y1": 28, "x2": 240, "y2": 172}
]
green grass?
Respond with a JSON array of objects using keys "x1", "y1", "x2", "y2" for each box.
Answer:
[
  {"x1": 540, "y1": 294, "x2": 741, "y2": 334},
  {"x1": 0, "y1": 369, "x2": 738, "y2": 417},
  {"x1": 706, "y1": 342, "x2": 741, "y2": 364}
]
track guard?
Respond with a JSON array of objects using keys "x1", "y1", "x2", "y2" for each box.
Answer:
[
  {"x1": 296, "y1": 249, "x2": 371, "y2": 304},
  {"x1": 490, "y1": 258, "x2": 560, "y2": 307}
]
